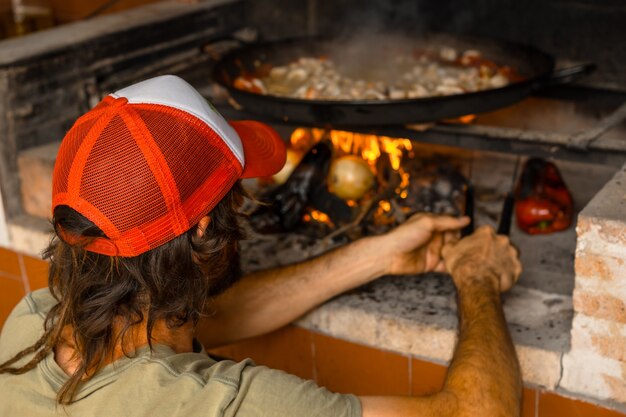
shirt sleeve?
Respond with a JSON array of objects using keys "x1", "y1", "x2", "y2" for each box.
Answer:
[{"x1": 223, "y1": 363, "x2": 361, "y2": 417}]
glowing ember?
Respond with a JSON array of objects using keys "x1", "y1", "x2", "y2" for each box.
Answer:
[
  {"x1": 443, "y1": 114, "x2": 477, "y2": 125},
  {"x1": 396, "y1": 168, "x2": 411, "y2": 198},
  {"x1": 303, "y1": 209, "x2": 334, "y2": 226}
]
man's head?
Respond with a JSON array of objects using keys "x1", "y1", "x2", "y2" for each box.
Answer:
[{"x1": 52, "y1": 75, "x2": 285, "y2": 257}]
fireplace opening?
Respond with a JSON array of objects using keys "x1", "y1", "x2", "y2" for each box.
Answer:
[{"x1": 237, "y1": 125, "x2": 617, "y2": 299}]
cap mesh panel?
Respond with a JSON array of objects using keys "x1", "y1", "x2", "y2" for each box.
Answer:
[
  {"x1": 53, "y1": 96, "x2": 245, "y2": 256},
  {"x1": 136, "y1": 107, "x2": 233, "y2": 205},
  {"x1": 53, "y1": 116, "x2": 100, "y2": 195},
  {"x1": 79, "y1": 114, "x2": 168, "y2": 235}
]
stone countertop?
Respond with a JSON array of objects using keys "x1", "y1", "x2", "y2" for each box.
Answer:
[{"x1": 295, "y1": 272, "x2": 572, "y2": 390}]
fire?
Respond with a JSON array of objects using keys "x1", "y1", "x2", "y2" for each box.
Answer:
[
  {"x1": 397, "y1": 169, "x2": 410, "y2": 198},
  {"x1": 289, "y1": 128, "x2": 413, "y2": 171},
  {"x1": 443, "y1": 114, "x2": 477, "y2": 125},
  {"x1": 290, "y1": 128, "x2": 415, "y2": 227},
  {"x1": 378, "y1": 200, "x2": 391, "y2": 212},
  {"x1": 289, "y1": 128, "x2": 312, "y2": 150}
]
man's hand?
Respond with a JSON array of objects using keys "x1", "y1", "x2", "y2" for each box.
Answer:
[
  {"x1": 442, "y1": 225, "x2": 522, "y2": 292},
  {"x1": 376, "y1": 213, "x2": 470, "y2": 276}
]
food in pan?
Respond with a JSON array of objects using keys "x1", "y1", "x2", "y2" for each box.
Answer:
[{"x1": 233, "y1": 47, "x2": 520, "y2": 101}]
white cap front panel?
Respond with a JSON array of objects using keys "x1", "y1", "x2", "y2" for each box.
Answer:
[{"x1": 111, "y1": 75, "x2": 245, "y2": 167}]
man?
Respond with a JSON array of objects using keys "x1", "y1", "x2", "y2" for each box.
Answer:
[{"x1": 0, "y1": 75, "x2": 522, "y2": 416}]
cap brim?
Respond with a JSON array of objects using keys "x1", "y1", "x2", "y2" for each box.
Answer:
[{"x1": 229, "y1": 120, "x2": 286, "y2": 179}]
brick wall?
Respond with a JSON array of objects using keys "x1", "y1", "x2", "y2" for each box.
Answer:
[
  {"x1": 0, "y1": 0, "x2": 243, "y2": 219},
  {"x1": 50, "y1": 0, "x2": 164, "y2": 23},
  {"x1": 562, "y1": 166, "x2": 626, "y2": 404}
]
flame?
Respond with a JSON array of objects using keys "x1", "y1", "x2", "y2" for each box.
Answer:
[
  {"x1": 290, "y1": 128, "x2": 413, "y2": 172},
  {"x1": 373, "y1": 200, "x2": 396, "y2": 226},
  {"x1": 443, "y1": 114, "x2": 477, "y2": 125},
  {"x1": 290, "y1": 128, "x2": 316, "y2": 151},
  {"x1": 396, "y1": 168, "x2": 411, "y2": 198},
  {"x1": 330, "y1": 130, "x2": 354, "y2": 154},
  {"x1": 289, "y1": 128, "x2": 414, "y2": 219},
  {"x1": 380, "y1": 137, "x2": 412, "y2": 170}
]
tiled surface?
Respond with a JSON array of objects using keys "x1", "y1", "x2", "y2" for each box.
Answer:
[
  {"x1": 313, "y1": 332, "x2": 410, "y2": 396},
  {"x1": 0, "y1": 274, "x2": 26, "y2": 328},
  {"x1": 0, "y1": 249, "x2": 49, "y2": 331},
  {"x1": 538, "y1": 391, "x2": 626, "y2": 417},
  {"x1": 208, "y1": 325, "x2": 314, "y2": 380},
  {"x1": 0, "y1": 247, "x2": 22, "y2": 277},
  {"x1": 411, "y1": 358, "x2": 446, "y2": 395},
  {"x1": 523, "y1": 387, "x2": 537, "y2": 417},
  {"x1": 22, "y1": 254, "x2": 49, "y2": 291}
]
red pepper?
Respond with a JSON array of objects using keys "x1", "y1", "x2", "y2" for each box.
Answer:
[{"x1": 514, "y1": 158, "x2": 573, "y2": 234}]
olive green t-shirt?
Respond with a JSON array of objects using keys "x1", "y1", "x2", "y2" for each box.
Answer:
[{"x1": 0, "y1": 289, "x2": 361, "y2": 417}]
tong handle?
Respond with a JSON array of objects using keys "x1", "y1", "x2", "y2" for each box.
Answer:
[
  {"x1": 461, "y1": 184, "x2": 475, "y2": 238},
  {"x1": 496, "y1": 192, "x2": 515, "y2": 236}
]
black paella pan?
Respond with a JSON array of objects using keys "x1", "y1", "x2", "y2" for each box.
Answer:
[{"x1": 212, "y1": 33, "x2": 594, "y2": 127}]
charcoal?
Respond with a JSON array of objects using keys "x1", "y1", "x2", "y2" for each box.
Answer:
[{"x1": 249, "y1": 141, "x2": 333, "y2": 233}]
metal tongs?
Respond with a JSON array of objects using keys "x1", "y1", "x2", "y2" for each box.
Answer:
[{"x1": 461, "y1": 157, "x2": 520, "y2": 237}]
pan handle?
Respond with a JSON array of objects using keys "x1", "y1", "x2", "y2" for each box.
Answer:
[
  {"x1": 203, "y1": 30, "x2": 257, "y2": 59},
  {"x1": 533, "y1": 63, "x2": 597, "y2": 90}
]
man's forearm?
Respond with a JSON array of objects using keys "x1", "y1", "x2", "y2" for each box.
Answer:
[
  {"x1": 443, "y1": 276, "x2": 521, "y2": 416},
  {"x1": 196, "y1": 236, "x2": 387, "y2": 348},
  {"x1": 359, "y1": 279, "x2": 521, "y2": 417}
]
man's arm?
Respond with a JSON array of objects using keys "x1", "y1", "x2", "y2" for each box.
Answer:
[
  {"x1": 195, "y1": 214, "x2": 469, "y2": 349},
  {"x1": 360, "y1": 226, "x2": 522, "y2": 417}
]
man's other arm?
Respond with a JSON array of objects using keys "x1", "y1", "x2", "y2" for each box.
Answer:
[{"x1": 360, "y1": 226, "x2": 522, "y2": 417}]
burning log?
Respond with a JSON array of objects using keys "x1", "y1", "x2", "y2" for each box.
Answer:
[{"x1": 249, "y1": 141, "x2": 335, "y2": 233}]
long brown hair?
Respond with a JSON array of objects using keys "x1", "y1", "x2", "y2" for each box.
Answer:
[{"x1": 0, "y1": 182, "x2": 246, "y2": 404}]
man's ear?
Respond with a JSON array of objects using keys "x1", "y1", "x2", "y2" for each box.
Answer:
[{"x1": 196, "y1": 216, "x2": 211, "y2": 238}]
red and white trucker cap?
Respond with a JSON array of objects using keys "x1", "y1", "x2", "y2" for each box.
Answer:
[{"x1": 52, "y1": 75, "x2": 286, "y2": 257}]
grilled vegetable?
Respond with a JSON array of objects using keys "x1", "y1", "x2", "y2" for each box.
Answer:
[
  {"x1": 249, "y1": 141, "x2": 333, "y2": 233},
  {"x1": 327, "y1": 155, "x2": 375, "y2": 201},
  {"x1": 514, "y1": 158, "x2": 573, "y2": 234}
]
